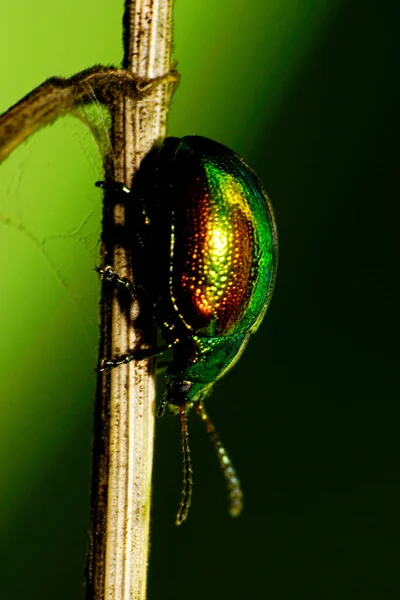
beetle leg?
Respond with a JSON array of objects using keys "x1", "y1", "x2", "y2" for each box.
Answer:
[
  {"x1": 95, "y1": 265, "x2": 139, "y2": 300},
  {"x1": 95, "y1": 180, "x2": 131, "y2": 194},
  {"x1": 96, "y1": 343, "x2": 171, "y2": 372}
]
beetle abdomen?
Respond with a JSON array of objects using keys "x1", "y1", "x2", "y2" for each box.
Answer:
[{"x1": 169, "y1": 136, "x2": 277, "y2": 338}]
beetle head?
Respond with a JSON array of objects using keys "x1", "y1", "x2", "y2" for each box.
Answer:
[
  {"x1": 157, "y1": 377, "x2": 243, "y2": 525},
  {"x1": 167, "y1": 378, "x2": 213, "y2": 406}
]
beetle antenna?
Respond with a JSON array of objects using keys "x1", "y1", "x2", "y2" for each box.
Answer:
[
  {"x1": 176, "y1": 404, "x2": 193, "y2": 525},
  {"x1": 196, "y1": 401, "x2": 243, "y2": 518}
]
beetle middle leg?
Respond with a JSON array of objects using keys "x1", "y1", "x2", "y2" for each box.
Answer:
[
  {"x1": 97, "y1": 343, "x2": 171, "y2": 372},
  {"x1": 96, "y1": 265, "x2": 139, "y2": 300}
]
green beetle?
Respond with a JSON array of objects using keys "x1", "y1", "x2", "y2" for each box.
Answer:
[{"x1": 98, "y1": 136, "x2": 278, "y2": 523}]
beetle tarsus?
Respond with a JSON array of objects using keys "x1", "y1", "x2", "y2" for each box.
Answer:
[
  {"x1": 96, "y1": 359, "x2": 116, "y2": 373},
  {"x1": 96, "y1": 265, "x2": 138, "y2": 299},
  {"x1": 95, "y1": 180, "x2": 131, "y2": 194}
]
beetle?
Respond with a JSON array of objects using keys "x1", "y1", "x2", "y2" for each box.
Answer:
[{"x1": 97, "y1": 135, "x2": 278, "y2": 524}]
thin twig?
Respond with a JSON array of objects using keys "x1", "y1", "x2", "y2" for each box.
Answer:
[{"x1": 87, "y1": 2, "x2": 174, "y2": 600}]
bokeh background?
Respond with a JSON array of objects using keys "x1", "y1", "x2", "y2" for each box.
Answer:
[{"x1": 1, "y1": 1, "x2": 400, "y2": 598}]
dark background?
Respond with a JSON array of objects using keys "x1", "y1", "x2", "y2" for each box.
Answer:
[
  {"x1": 1, "y1": 1, "x2": 399, "y2": 599},
  {"x1": 150, "y1": 4, "x2": 400, "y2": 599}
]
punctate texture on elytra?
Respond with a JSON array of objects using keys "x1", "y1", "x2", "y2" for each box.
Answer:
[{"x1": 169, "y1": 136, "x2": 276, "y2": 338}]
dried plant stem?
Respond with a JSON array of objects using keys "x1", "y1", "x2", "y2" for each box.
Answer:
[
  {"x1": 0, "y1": 1, "x2": 174, "y2": 597},
  {"x1": 87, "y1": 2, "x2": 174, "y2": 600}
]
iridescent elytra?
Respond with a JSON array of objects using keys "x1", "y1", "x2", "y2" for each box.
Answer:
[{"x1": 97, "y1": 135, "x2": 278, "y2": 524}]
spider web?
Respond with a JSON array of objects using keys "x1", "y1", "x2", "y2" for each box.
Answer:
[
  {"x1": 0, "y1": 109, "x2": 107, "y2": 345},
  {"x1": 0, "y1": 101, "x2": 116, "y2": 547},
  {"x1": 0, "y1": 81, "x2": 135, "y2": 455}
]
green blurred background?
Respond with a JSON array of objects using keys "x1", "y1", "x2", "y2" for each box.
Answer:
[{"x1": 1, "y1": 1, "x2": 399, "y2": 598}]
